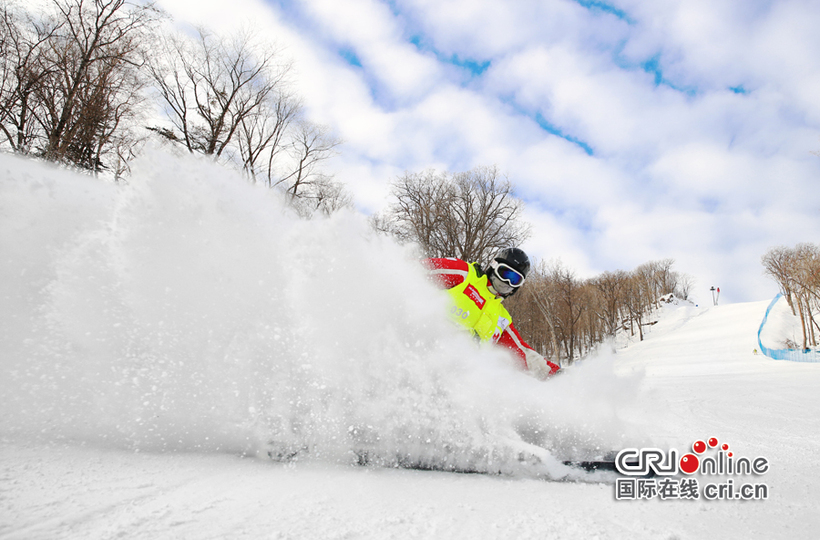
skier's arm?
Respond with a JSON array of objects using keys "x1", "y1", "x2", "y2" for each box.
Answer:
[
  {"x1": 424, "y1": 257, "x2": 469, "y2": 289},
  {"x1": 498, "y1": 323, "x2": 561, "y2": 379}
]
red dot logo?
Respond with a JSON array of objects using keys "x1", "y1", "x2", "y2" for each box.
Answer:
[
  {"x1": 728, "y1": 452, "x2": 733, "y2": 457},
  {"x1": 721, "y1": 443, "x2": 729, "y2": 451},
  {"x1": 693, "y1": 440, "x2": 706, "y2": 454},
  {"x1": 708, "y1": 437, "x2": 719, "y2": 448},
  {"x1": 680, "y1": 454, "x2": 700, "y2": 474}
]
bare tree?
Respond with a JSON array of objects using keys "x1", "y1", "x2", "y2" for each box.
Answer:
[
  {"x1": 675, "y1": 273, "x2": 695, "y2": 301},
  {"x1": 38, "y1": 0, "x2": 159, "y2": 168},
  {"x1": 511, "y1": 260, "x2": 561, "y2": 362},
  {"x1": 448, "y1": 166, "x2": 532, "y2": 264},
  {"x1": 0, "y1": 0, "x2": 159, "y2": 173},
  {"x1": 622, "y1": 271, "x2": 651, "y2": 340},
  {"x1": 149, "y1": 28, "x2": 288, "y2": 158},
  {"x1": 60, "y1": 40, "x2": 147, "y2": 173},
  {"x1": 378, "y1": 168, "x2": 451, "y2": 249},
  {"x1": 289, "y1": 174, "x2": 352, "y2": 217},
  {"x1": 237, "y1": 90, "x2": 300, "y2": 185},
  {"x1": 762, "y1": 246, "x2": 797, "y2": 312},
  {"x1": 0, "y1": 2, "x2": 60, "y2": 153},
  {"x1": 549, "y1": 263, "x2": 588, "y2": 362},
  {"x1": 763, "y1": 244, "x2": 820, "y2": 350},
  {"x1": 592, "y1": 270, "x2": 629, "y2": 337},
  {"x1": 149, "y1": 28, "x2": 350, "y2": 215},
  {"x1": 380, "y1": 166, "x2": 530, "y2": 263},
  {"x1": 275, "y1": 120, "x2": 341, "y2": 199}
]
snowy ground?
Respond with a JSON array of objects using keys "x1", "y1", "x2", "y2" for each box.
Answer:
[{"x1": 2, "y1": 152, "x2": 819, "y2": 539}]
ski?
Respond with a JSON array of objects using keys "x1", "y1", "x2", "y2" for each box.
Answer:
[
  {"x1": 562, "y1": 459, "x2": 657, "y2": 477},
  {"x1": 563, "y1": 459, "x2": 618, "y2": 472}
]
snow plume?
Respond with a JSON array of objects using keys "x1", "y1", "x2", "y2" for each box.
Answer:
[{"x1": 0, "y1": 151, "x2": 641, "y2": 479}]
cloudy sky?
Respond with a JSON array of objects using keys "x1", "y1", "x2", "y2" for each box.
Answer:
[{"x1": 154, "y1": 0, "x2": 820, "y2": 303}]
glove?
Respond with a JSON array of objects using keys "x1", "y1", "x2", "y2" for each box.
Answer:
[
  {"x1": 545, "y1": 360, "x2": 561, "y2": 377},
  {"x1": 524, "y1": 349, "x2": 561, "y2": 380}
]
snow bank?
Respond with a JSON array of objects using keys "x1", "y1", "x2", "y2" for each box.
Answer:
[{"x1": 0, "y1": 150, "x2": 641, "y2": 477}]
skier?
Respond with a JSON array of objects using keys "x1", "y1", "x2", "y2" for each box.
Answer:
[{"x1": 425, "y1": 248, "x2": 561, "y2": 379}]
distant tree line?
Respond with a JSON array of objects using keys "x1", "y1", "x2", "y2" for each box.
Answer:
[
  {"x1": 762, "y1": 243, "x2": 820, "y2": 350},
  {"x1": 506, "y1": 259, "x2": 692, "y2": 364},
  {"x1": 379, "y1": 164, "x2": 693, "y2": 365},
  {"x1": 0, "y1": 0, "x2": 348, "y2": 215}
]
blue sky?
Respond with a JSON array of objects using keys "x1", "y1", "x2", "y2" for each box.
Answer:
[{"x1": 156, "y1": 0, "x2": 820, "y2": 303}]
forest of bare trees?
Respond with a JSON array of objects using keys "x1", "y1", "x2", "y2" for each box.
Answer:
[
  {"x1": 762, "y1": 243, "x2": 820, "y2": 350},
  {"x1": 506, "y1": 258, "x2": 691, "y2": 365},
  {"x1": 0, "y1": 0, "x2": 348, "y2": 214}
]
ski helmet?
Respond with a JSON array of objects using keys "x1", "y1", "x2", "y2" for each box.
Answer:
[
  {"x1": 488, "y1": 247, "x2": 530, "y2": 297},
  {"x1": 494, "y1": 248, "x2": 530, "y2": 277}
]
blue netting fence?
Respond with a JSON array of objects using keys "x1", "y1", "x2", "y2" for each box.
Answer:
[{"x1": 757, "y1": 294, "x2": 820, "y2": 362}]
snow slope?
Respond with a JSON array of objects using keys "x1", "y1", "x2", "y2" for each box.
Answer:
[{"x1": 2, "y1": 151, "x2": 819, "y2": 539}]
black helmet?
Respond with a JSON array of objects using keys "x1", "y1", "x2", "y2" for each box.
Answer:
[
  {"x1": 493, "y1": 247, "x2": 530, "y2": 278},
  {"x1": 488, "y1": 247, "x2": 530, "y2": 298}
]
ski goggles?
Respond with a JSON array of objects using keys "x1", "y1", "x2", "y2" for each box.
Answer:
[{"x1": 490, "y1": 261, "x2": 525, "y2": 287}]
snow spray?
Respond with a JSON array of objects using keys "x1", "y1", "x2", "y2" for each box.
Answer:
[{"x1": 0, "y1": 150, "x2": 642, "y2": 477}]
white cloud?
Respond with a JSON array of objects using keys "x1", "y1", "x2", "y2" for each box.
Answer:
[{"x1": 300, "y1": 0, "x2": 445, "y2": 105}]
